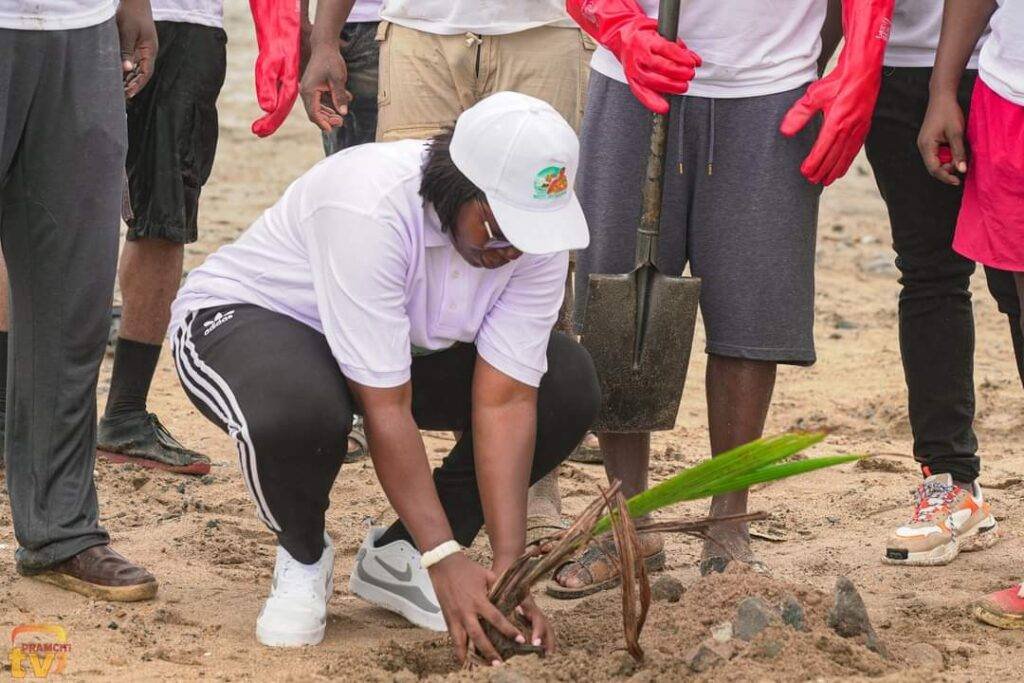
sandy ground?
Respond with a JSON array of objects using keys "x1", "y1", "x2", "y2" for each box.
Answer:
[{"x1": 2, "y1": 5, "x2": 1022, "y2": 681}]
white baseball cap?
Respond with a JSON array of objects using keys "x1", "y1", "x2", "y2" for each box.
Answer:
[{"x1": 449, "y1": 92, "x2": 590, "y2": 255}]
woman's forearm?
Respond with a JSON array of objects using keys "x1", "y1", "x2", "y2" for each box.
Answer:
[
  {"x1": 472, "y1": 358, "x2": 538, "y2": 571},
  {"x1": 355, "y1": 384, "x2": 456, "y2": 554},
  {"x1": 930, "y1": 0, "x2": 997, "y2": 96}
]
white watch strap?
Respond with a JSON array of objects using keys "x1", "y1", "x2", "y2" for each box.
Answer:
[{"x1": 420, "y1": 540, "x2": 462, "y2": 569}]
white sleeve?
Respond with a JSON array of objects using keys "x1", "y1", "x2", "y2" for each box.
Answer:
[
  {"x1": 305, "y1": 205, "x2": 412, "y2": 388},
  {"x1": 476, "y1": 251, "x2": 569, "y2": 387}
]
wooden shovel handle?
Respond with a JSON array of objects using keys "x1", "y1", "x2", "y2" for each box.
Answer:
[{"x1": 635, "y1": 0, "x2": 682, "y2": 270}]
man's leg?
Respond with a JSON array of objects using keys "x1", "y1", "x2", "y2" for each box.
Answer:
[
  {"x1": 687, "y1": 88, "x2": 820, "y2": 572},
  {"x1": 98, "y1": 22, "x2": 226, "y2": 474},
  {"x1": 2, "y1": 22, "x2": 154, "y2": 599},
  {"x1": 0, "y1": 253, "x2": 8, "y2": 460},
  {"x1": 864, "y1": 68, "x2": 981, "y2": 486},
  {"x1": 985, "y1": 266, "x2": 1024, "y2": 387},
  {"x1": 701, "y1": 357, "x2": 776, "y2": 566}
]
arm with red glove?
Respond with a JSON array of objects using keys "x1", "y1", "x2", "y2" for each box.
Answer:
[
  {"x1": 250, "y1": 0, "x2": 301, "y2": 137},
  {"x1": 566, "y1": 0, "x2": 700, "y2": 115},
  {"x1": 779, "y1": 0, "x2": 895, "y2": 186}
]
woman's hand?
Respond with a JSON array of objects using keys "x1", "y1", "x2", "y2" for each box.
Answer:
[
  {"x1": 428, "y1": 553, "x2": 526, "y2": 665},
  {"x1": 918, "y1": 91, "x2": 967, "y2": 185},
  {"x1": 516, "y1": 595, "x2": 556, "y2": 654}
]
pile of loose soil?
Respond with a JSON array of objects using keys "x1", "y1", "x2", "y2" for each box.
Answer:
[{"x1": 359, "y1": 564, "x2": 949, "y2": 682}]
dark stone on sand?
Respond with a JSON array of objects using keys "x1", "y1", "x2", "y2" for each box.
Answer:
[
  {"x1": 651, "y1": 575, "x2": 684, "y2": 603},
  {"x1": 828, "y1": 577, "x2": 889, "y2": 657},
  {"x1": 686, "y1": 639, "x2": 733, "y2": 672},
  {"x1": 781, "y1": 596, "x2": 807, "y2": 631},
  {"x1": 734, "y1": 597, "x2": 778, "y2": 641}
]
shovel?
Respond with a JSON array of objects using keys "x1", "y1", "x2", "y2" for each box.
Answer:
[{"x1": 580, "y1": 0, "x2": 701, "y2": 433}]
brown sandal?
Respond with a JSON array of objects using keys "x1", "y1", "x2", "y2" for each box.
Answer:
[{"x1": 545, "y1": 534, "x2": 665, "y2": 600}]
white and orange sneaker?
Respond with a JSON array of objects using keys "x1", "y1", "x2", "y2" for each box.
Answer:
[{"x1": 884, "y1": 473, "x2": 999, "y2": 566}]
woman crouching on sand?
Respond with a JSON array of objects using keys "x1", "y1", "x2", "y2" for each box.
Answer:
[{"x1": 167, "y1": 92, "x2": 601, "y2": 660}]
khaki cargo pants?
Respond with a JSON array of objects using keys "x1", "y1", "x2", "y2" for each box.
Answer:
[{"x1": 375, "y1": 22, "x2": 596, "y2": 140}]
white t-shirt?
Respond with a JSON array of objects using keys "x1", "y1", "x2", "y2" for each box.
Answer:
[
  {"x1": 170, "y1": 140, "x2": 568, "y2": 389},
  {"x1": 588, "y1": 0, "x2": 826, "y2": 98},
  {"x1": 885, "y1": 0, "x2": 985, "y2": 68},
  {"x1": 151, "y1": 0, "x2": 223, "y2": 28},
  {"x1": 380, "y1": 0, "x2": 574, "y2": 36},
  {"x1": 0, "y1": 0, "x2": 116, "y2": 30},
  {"x1": 349, "y1": 0, "x2": 383, "y2": 23},
  {"x1": 980, "y1": 0, "x2": 1024, "y2": 106}
]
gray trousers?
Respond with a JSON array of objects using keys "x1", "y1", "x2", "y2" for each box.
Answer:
[{"x1": 0, "y1": 19, "x2": 125, "y2": 569}]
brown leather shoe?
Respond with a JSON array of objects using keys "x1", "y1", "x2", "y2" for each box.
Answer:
[{"x1": 19, "y1": 544, "x2": 158, "y2": 602}]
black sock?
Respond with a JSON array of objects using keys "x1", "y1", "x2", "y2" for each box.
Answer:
[
  {"x1": 0, "y1": 330, "x2": 7, "y2": 417},
  {"x1": 103, "y1": 338, "x2": 161, "y2": 421},
  {"x1": 375, "y1": 522, "x2": 415, "y2": 549}
]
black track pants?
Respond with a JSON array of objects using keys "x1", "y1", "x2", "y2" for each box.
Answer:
[{"x1": 172, "y1": 304, "x2": 600, "y2": 564}]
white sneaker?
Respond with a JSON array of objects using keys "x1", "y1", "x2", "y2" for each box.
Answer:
[
  {"x1": 256, "y1": 533, "x2": 335, "y2": 647},
  {"x1": 348, "y1": 527, "x2": 447, "y2": 632}
]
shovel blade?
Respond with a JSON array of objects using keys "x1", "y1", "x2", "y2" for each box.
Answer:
[{"x1": 580, "y1": 271, "x2": 700, "y2": 432}]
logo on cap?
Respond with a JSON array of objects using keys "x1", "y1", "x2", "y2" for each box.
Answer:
[{"x1": 533, "y1": 166, "x2": 569, "y2": 200}]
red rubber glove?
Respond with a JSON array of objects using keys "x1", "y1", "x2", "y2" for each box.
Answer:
[
  {"x1": 567, "y1": 0, "x2": 700, "y2": 115},
  {"x1": 780, "y1": 0, "x2": 895, "y2": 186},
  {"x1": 250, "y1": 0, "x2": 301, "y2": 137}
]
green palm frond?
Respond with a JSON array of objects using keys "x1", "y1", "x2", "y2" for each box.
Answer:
[{"x1": 593, "y1": 433, "x2": 861, "y2": 535}]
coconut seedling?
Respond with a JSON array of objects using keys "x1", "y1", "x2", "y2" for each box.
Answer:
[{"x1": 478, "y1": 432, "x2": 862, "y2": 664}]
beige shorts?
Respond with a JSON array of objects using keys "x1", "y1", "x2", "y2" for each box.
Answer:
[{"x1": 375, "y1": 22, "x2": 596, "y2": 141}]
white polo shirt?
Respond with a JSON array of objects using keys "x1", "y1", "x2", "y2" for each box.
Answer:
[
  {"x1": 885, "y1": 0, "x2": 985, "y2": 68},
  {"x1": 151, "y1": 0, "x2": 223, "y2": 28},
  {"x1": 979, "y1": 0, "x2": 1024, "y2": 106},
  {"x1": 588, "y1": 0, "x2": 826, "y2": 98},
  {"x1": 379, "y1": 0, "x2": 574, "y2": 36},
  {"x1": 170, "y1": 140, "x2": 568, "y2": 388},
  {"x1": 0, "y1": 0, "x2": 117, "y2": 30},
  {"x1": 350, "y1": 0, "x2": 383, "y2": 23}
]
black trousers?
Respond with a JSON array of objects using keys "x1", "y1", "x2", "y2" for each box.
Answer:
[
  {"x1": 172, "y1": 305, "x2": 600, "y2": 564},
  {"x1": 865, "y1": 67, "x2": 1024, "y2": 483}
]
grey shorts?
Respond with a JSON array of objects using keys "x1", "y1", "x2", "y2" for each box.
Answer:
[{"x1": 574, "y1": 73, "x2": 822, "y2": 365}]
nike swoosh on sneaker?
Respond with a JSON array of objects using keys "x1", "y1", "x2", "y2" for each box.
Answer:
[
  {"x1": 375, "y1": 556, "x2": 413, "y2": 582},
  {"x1": 355, "y1": 562, "x2": 440, "y2": 614}
]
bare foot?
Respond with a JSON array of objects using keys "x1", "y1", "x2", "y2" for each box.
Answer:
[{"x1": 700, "y1": 521, "x2": 766, "y2": 575}]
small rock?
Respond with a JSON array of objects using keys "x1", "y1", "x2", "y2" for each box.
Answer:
[
  {"x1": 200, "y1": 475, "x2": 215, "y2": 485},
  {"x1": 735, "y1": 597, "x2": 778, "y2": 641},
  {"x1": 711, "y1": 621, "x2": 733, "y2": 643},
  {"x1": 758, "y1": 639, "x2": 784, "y2": 658},
  {"x1": 651, "y1": 575, "x2": 684, "y2": 603},
  {"x1": 834, "y1": 319, "x2": 858, "y2": 330},
  {"x1": 131, "y1": 475, "x2": 150, "y2": 491},
  {"x1": 686, "y1": 639, "x2": 733, "y2": 672},
  {"x1": 781, "y1": 596, "x2": 807, "y2": 631},
  {"x1": 176, "y1": 482, "x2": 186, "y2": 494},
  {"x1": 107, "y1": 621, "x2": 119, "y2": 630},
  {"x1": 828, "y1": 577, "x2": 888, "y2": 657},
  {"x1": 905, "y1": 642, "x2": 944, "y2": 672},
  {"x1": 206, "y1": 519, "x2": 219, "y2": 529}
]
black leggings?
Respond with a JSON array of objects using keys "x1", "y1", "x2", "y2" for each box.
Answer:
[{"x1": 172, "y1": 304, "x2": 600, "y2": 563}]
